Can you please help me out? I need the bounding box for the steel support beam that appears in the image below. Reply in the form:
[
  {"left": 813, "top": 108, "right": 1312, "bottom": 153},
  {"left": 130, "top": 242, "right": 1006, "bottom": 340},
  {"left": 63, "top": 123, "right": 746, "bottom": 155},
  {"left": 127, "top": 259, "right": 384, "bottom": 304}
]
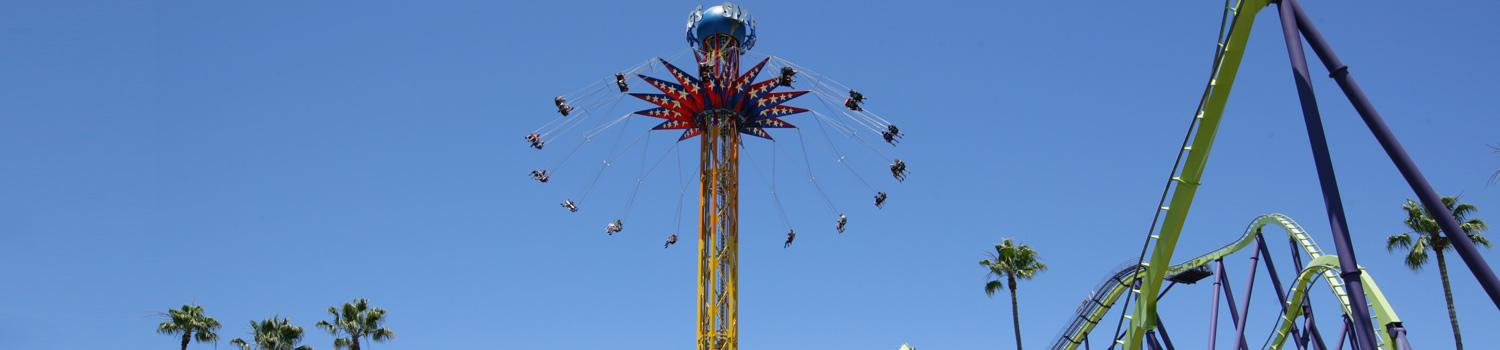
[
  {"left": 1257, "top": 234, "right": 1306, "bottom": 349},
  {"left": 1275, "top": 1, "right": 1378, "bottom": 348},
  {"left": 1208, "top": 259, "right": 1225, "bottom": 350},
  {"left": 1303, "top": 303, "right": 1330, "bottom": 350},
  {"left": 1146, "top": 331, "right": 1164, "bottom": 350},
  {"left": 1386, "top": 323, "right": 1411, "bottom": 350},
  {"left": 1231, "top": 242, "right": 1261, "bottom": 350},
  {"left": 1289, "top": 0, "right": 1500, "bottom": 311},
  {"left": 1154, "top": 313, "right": 1176, "bottom": 350},
  {"left": 1218, "top": 260, "right": 1250, "bottom": 350},
  {"left": 1333, "top": 317, "right": 1350, "bottom": 350}
]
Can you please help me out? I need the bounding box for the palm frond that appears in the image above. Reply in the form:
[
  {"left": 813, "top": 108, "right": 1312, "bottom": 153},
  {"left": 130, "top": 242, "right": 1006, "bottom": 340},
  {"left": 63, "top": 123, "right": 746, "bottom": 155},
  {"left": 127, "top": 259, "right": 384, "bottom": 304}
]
[
  {"left": 1404, "top": 236, "right": 1430, "bottom": 270},
  {"left": 984, "top": 280, "right": 1004, "bottom": 297},
  {"left": 1387, "top": 233, "right": 1413, "bottom": 252},
  {"left": 1490, "top": 144, "right": 1500, "bottom": 184},
  {"left": 158, "top": 322, "right": 183, "bottom": 335},
  {"left": 371, "top": 327, "right": 395, "bottom": 342},
  {"left": 194, "top": 329, "right": 219, "bottom": 343},
  {"left": 1462, "top": 218, "right": 1488, "bottom": 234},
  {"left": 315, "top": 320, "right": 337, "bottom": 335},
  {"left": 1471, "top": 233, "right": 1492, "bottom": 248},
  {"left": 1401, "top": 199, "right": 1429, "bottom": 234},
  {"left": 1452, "top": 202, "right": 1478, "bottom": 221}
]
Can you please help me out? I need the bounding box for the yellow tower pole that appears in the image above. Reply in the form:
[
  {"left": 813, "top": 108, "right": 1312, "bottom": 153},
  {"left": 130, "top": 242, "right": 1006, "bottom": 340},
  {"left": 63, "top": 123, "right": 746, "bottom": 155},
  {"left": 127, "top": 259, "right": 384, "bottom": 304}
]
[{"left": 698, "top": 108, "right": 740, "bottom": 350}]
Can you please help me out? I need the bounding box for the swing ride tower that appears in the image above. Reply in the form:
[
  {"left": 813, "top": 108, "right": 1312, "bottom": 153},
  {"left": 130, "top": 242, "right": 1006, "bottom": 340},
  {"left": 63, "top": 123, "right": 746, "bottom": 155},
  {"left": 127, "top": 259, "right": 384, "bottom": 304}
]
[
  {"left": 531, "top": 3, "right": 900, "bottom": 347},
  {"left": 697, "top": 106, "right": 741, "bottom": 350},
  {"left": 639, "top": 4, "right": 806, "bottom": 349}
]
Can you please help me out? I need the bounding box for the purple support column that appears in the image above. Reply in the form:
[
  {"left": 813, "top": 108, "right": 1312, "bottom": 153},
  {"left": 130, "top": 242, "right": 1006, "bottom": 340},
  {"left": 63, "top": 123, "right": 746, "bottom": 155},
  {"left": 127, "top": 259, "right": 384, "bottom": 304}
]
[
  {"left": 1217, "top": 261, "right": 1250, "bottom": 350},
  {"left": 1387, "top": 323, "right": 1411, "bottom": 350},
  {"left": 1288, "top": 239, "right": 1330, "bottom": 350},
  {"left": 1208, "top": 260, "right": 1224, "bottom": 350},
  {"left": 1231, "top": 242, "right": 1261, "bottom": 350},
  {"left": 1343, "top": 316, "right": 1361, "bottom": 350},
  {"left": 1303, "top": 303, "right": 1329, "bottom": 350},
  {"left": 1276, "top": 1, "right": 1380, "bottom": 348},
  {"left": 1289, "top": 0, "right": 1500, "bottom": 310},
  {"left": 1154, "top": 313, "right": 1176, "bottom": 350},
  {"left": 1146, "top": 331, "right": 1164, "bottom": 350},
  {"left": 1290, "top": 238, "right": 1305, "bottom": 271},
  {"left": 1332, "top": 317, "right": 1349, "bottom": 350},
  {"left": 1300, "top": 316, "right": 1313, "bottom": 349},
  {"left": 1256, "top": 234, "right": 1307, "bottom": 350}
]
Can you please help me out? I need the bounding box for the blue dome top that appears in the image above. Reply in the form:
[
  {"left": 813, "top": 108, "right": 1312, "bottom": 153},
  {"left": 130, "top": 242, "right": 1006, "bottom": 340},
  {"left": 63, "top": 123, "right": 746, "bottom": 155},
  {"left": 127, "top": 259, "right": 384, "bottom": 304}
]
[{"left": 685, "top": 3, "right": 756, "bottom": 51}]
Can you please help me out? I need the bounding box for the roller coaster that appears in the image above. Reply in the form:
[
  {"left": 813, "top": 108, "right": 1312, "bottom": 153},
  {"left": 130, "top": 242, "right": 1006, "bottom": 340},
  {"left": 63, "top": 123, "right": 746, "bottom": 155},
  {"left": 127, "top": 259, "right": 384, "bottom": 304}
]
[
  {"left": 1051, "top": 0, "right": 1500, "bottom": 349},
  {"left": 1052, "top": 214, "right": 1403, "bottom": 349}
]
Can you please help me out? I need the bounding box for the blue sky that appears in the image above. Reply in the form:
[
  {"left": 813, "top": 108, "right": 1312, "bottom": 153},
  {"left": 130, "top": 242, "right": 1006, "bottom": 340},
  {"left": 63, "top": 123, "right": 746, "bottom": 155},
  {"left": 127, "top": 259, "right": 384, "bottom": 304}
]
[{"left": 3, "top": 0, "right": 1498, "bottom": 349}]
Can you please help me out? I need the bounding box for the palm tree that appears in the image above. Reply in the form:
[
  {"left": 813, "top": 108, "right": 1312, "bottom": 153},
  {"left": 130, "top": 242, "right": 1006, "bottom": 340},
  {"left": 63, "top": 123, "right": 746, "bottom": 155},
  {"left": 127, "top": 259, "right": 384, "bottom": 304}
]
[
  {"left": 1387, "top": 196, "right": 1490, "bottom": 350},
  {"left": 157, "top": 304, "right": 222, "bottom": 350},
  {"left": 316, "top": 299, "right": 395, "bottom": 350},
  {"left": 230, "top": 316, "right": 314, "bottom": 350},
  {"left": 980, "top": 238, "right": 1047, "bottom": 350}
]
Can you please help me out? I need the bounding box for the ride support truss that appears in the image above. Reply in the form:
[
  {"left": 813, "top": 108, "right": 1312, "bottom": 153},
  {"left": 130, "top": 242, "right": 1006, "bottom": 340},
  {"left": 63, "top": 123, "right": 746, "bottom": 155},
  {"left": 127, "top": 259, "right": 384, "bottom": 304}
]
[
  {"left": 698, "top": 109, "right": 741, "bottom": 350},
  {"left": 1114, "top": 0, "right": 1500, "bottom": 349},
  {"left": 1052, "top": 214, "right": 1405, "bottom": 350}
]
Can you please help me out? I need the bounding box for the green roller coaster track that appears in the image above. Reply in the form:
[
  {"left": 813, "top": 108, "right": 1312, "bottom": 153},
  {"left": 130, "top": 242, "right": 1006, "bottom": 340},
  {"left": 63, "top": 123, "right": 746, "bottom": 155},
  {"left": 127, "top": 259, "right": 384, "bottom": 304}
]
[
  {"left": 1064, "top": 0, "right": 1406, "bottom": 348},
  {"left": 1051, "top": 214, "right": 1402, "bottom": 350},
  {"left": 1123, "top": 0, "right": 1266, "bottom": 346}
]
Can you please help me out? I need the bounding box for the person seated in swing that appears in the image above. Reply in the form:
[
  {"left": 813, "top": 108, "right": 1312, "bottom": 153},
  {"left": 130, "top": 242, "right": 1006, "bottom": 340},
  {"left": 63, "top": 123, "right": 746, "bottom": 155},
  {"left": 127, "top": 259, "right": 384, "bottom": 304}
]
[
  {"left": 606, "top": 219, "right": 623, "bottom": 235},
  {"left": 777, "top": 66, "right": 797, "bottom": 87},
  {"left": 844, "top": 97, "right": 863, "bottom": 111},
  {"left": 784, "top": 229, "right": 796, "bottom": 248},
  {"left": 530, "top": 169, "right": 549, "bottom": 183},
  {"left": 849, "top": 89, "right": 865, "bottom": 104},
  {"left": 874, "top": 192, "right": 887, "bottom": 208},
  {"left": 890, "top": 159, "right": 908, "bottom": 181},
  {"left": 698, "top": 61, "right": 713, "bottom": 78},
  {"left": 883, "top": 124, "right": 902, "bottom": 145},
  {"left": 554, "top": 96, "right": 573, "bottom": 116},
  {"left": 525, "top": 133, "right": 545, "bottom": 149},
  {"left": 615, "top": 73, "right": 629, "bottom": 92},
  {"left": 836, "top": 214, "right": 847, "bottom": 234},
  {"left": 561, "top": 199, "right": 578, "bottom": 212},
  {"left": 664, "top": 234, "right": 678, "bottom": 248}
]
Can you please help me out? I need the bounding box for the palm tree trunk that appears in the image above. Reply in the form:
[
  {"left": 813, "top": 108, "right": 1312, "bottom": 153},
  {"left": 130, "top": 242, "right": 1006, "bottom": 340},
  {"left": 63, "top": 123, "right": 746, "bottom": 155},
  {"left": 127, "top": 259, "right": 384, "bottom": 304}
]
[
  {"left": 352, "top": 337, "right": 361, "bottom": 350},
  {"left": 1008, "top": 274, "right": 1023, "bottom": 350},
  {"left": 1435, "top": 250, "right": 1464, "bottom": 350},
  {"left": 181, "top": 331, "right": 191, "bottom": 350}
]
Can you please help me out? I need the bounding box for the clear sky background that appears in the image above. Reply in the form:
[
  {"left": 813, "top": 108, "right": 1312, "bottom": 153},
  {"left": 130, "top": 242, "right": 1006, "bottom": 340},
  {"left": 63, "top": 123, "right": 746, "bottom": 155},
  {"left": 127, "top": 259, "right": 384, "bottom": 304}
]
[{"left": 3, "top": 1, "right": 1498, "bottom": 349}]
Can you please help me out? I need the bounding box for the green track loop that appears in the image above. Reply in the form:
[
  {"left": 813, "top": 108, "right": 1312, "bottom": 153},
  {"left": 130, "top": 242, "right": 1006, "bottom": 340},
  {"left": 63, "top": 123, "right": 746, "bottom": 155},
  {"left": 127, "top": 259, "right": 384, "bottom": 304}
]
[{"left": 1051, "top": 214, "right": 1402, "bottom": 350}]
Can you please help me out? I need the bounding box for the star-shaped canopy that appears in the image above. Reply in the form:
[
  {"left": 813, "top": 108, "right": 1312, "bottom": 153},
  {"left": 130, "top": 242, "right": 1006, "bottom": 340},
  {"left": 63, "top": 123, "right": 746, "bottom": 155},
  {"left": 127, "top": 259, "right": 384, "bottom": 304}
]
[{"left": 630, "top": 56, "right": 807, "bottom": 140}]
